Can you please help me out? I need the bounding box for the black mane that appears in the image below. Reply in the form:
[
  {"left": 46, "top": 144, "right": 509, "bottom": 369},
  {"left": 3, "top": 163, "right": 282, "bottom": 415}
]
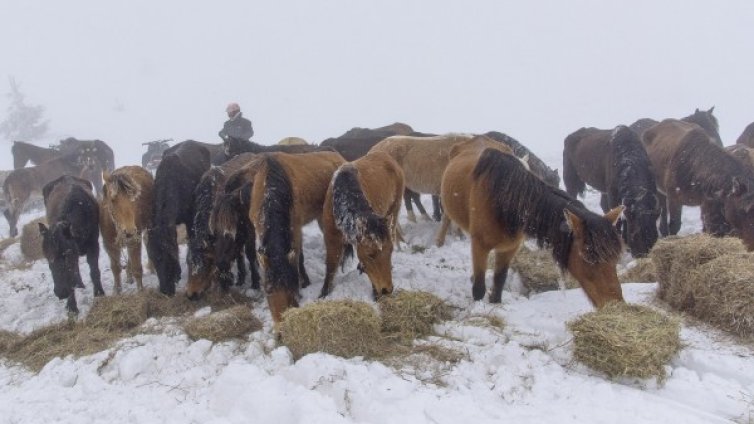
[
  {"left": 332, "top": 166, "right": 389, "bottom": 244},
  {"left": 484, "top": 131, "right": 560, "bottom": 187},
  {"left": 609, "top": 126, "right": 657, "bottom": 205},
  {"left": 473, "top": 149, "right": 622, "bottom": 269}
]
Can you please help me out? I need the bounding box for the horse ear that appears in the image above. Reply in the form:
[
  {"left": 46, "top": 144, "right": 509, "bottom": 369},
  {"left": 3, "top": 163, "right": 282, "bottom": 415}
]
[
  {"left": 563, "top": 209, "right": 584, "bottom": 239},
  {"left": 604, "top": 205, "right": 625, "bottom": 225},
  {"left": 38, "top": 223, "right": 49, "bottom": 236},
  {"left": 695, "top": 108, "right": 700, "bottom": 113},
  {"left": 709, "top": 106, "right": 715, "bottom": 114},
  {"left": 102, "top": 170, "right": 111, "bottom": 183}
]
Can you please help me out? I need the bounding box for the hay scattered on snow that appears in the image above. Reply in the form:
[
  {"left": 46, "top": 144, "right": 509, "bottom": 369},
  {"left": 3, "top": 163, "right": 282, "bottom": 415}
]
[
  {"left": 619, "top": 258, "right": 657, "bottom": 283},
  {"left": 568, "top": 302, "right": 681, "bottom": 382},
  {"left": 279, "top": 300, "right": 382, "bottom": 360},
  {"left": 508, "top": 245, "right": 579, "bottom": 292},
  {"left": 379, "top": 290, "right": 452, "bottom": 342},
  {"left": 20, "top": 216, "right": 46, "bottom": 261},
  {"left": 184, "top": 305, "right": 262, "bottom": 342},
  {"left": 678, "top": 252, "right": 754, "bottom": 337}
]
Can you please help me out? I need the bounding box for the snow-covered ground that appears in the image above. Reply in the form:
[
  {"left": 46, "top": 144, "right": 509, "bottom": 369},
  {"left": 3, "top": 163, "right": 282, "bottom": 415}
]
[{"left": 0, "top": 173, "right": 752, "bottom": 424}]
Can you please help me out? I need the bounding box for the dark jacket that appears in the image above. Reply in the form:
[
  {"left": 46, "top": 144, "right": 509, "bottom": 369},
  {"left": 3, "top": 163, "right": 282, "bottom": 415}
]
[{"left": 219, "top": 113, "right": 254, "bottom": 141}]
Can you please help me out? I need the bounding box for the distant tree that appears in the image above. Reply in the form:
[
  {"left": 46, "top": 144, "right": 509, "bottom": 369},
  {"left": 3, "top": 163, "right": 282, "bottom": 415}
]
[{"left": 0, "top": 76, "right": 49, "bottom": 142}]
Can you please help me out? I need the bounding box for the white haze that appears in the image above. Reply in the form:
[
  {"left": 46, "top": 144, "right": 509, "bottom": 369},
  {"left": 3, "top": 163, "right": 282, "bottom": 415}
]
[{"left": 1, "top": 1, "right": 753, "bottom": 170}]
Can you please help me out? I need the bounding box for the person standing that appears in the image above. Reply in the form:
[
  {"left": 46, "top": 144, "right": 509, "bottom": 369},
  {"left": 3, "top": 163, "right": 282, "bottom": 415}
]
[{"left": 218, "top": 102, "right": 254, "bottom": 141}]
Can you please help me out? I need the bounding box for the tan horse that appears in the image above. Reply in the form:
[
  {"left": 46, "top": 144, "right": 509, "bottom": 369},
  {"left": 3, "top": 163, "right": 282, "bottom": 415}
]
[
  {"left": 100, "top": 166, "right": 154, "bottom": 293},
  {"left": 320, "top": 151, "right": 405, "bottom": 299},
  {"left": 277, "top": 137, "right": 308, "bottom": 146},
  {"left": 249, "top": 151, "right": 346, "bottom": 323},
  {"left": 440, "top": 146, "right": 624, "bottom": 307}
]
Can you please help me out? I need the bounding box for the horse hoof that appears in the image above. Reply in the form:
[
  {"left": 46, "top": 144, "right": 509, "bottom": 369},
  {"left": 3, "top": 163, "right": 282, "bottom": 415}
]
[{"left": 472, "top": 286, "right": 486, "bottom": 301}]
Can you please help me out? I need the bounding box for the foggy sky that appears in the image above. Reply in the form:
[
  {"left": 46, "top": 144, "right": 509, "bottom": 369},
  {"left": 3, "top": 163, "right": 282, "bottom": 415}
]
[{"left": 1, "top": 0, "right": 753, "bottom": 170}]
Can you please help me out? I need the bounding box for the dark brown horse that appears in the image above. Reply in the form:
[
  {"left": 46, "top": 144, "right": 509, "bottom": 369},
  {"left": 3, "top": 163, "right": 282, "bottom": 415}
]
[
  {"left": 39, "top": 175, "right": 104, "bottom": 313},
  {"left": 223, "top": 136, "right": 324, "bottom": 159},
  {"left": 633, "top": 107, "right": 721, "bottom": 146},
  {"left": 320, "top": 151, "right": 405, "bottom": 299},
  {"left": 141, "top": 139, "right": 172, "bottom": 172},
  {"left": 100, "top": 166, "right": 154, "bottom": 293},
  {"left": 563, "top": 125, "right": 660, "bottom": 257},
  {"left": 11, "top": 141, "right": 60, "bottom": 169},
  {"left": 3, "top": 148, "right": 98, "bottom": 238},
  {"left": 441, "top": 146, "right": 624, "bottom": 307},
  {"left": 736, "top": 121, "right": 754, "bottom": 148},
  {"left": 642, "top": 119, "right": 754, "bottom": 248},
  {"left": 146, "top": 140, "right": 211, "bottom": 295},
  {"left": 249, "top": 151, "right": 346, "bottom": 323}
]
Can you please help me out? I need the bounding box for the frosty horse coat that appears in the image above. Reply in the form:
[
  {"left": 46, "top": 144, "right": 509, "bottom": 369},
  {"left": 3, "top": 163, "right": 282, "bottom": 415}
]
[
  {"left": 440, "top": 146, "right": 625, "bottom": 307},
  {"left": 320, "top": 151, "right": 405, "bottom": 299},
  {"left": 320, "top": 123, "right": 436, "bottom": 222},
  {"left": 185, "top": 153, "right": 260, "bottom": 300},
  {"left": 563, "top": 125, "right": 660, "bottom": 257},
  {"left": 3, "top": 148, "right": 98, "bottom": 238},
  {"left": 100, "top": 166, "right": 154, "bottom": 293},
  {"left": 39, "top": 175, "right": 104, "bottom": 313},
  {"left": 146, "top": 140, "right": 211, "bottom": 296},
  {"left": 643, "top": 120, "right": 754, "bottom": 249},
  {"left": 249, "top": 151, "right": 346, "bottom": 323}
]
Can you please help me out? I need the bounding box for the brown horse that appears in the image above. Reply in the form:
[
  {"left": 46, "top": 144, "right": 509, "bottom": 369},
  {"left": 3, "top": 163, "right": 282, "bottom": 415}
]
[
  {"left": 642, "top": 119, "right": 754, "bottom": 248},
  {"left": 736, "top": 121, "right": 754, "bottom": 148},
  {"left": 3, "top": 149, "right": 98, "bottom": 238},
  {"left": 563, "top": 125, "right": 660, "bottom": 257},
  {"left": 440, "top": 146, "right": 624, "bottom": 307},
  {"left": 100, "top": 166, "right": 154, "bottom": 293},
  {"left": 11, "top": 141, "right": 61, "bottom": 169},
  {"left": 249, "top": 151, "right": 345, "bottom": 323},
  {"left": 320, "top": 151, "right": 404, "bottom": 299}
]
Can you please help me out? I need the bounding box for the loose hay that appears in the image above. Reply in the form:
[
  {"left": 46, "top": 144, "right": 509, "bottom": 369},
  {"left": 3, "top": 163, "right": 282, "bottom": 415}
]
[
  {"left": 679, "top": 253, "right": 754, "bottom": 336},
  {"left": 619, "top": 258, "right": 657, "bottom": 283},
  {"left": 86, "top": 293, "right": 150, "bottom": 332},
  {"left": 279, "top": 300, "right": 382, "bottom": 360},
  {"left": 20, "top": 217, "right": 46, "bottom": 261},
  {"left": 379, "top": 290, "right": 452, "bottom": 342},
  {"left": 184, "top": 305, "right": 262, "bottom": 342},
  {"left": 568, "top": 302, "right": 681, "bottom": 381},
  {"left": 509, "top": 245, "right": 579, "bottom": 292}
]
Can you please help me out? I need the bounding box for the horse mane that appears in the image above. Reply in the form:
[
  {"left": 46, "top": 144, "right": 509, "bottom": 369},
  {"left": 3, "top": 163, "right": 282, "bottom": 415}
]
[
  {"left": 473, "top": 149, "right": 622, "bottom": 269},
  {"left": 609, "top": 126, "right": 656, "bottom": 202},
  {"left": 484, "top": 131, "right": 560, "bottom": 187},
  {"left": 259, "top": 156, "right": 298, "bottom": 292},
  {"left": 106, "top": 172, "right": 140, "bottom": 199},
  {"left": 682, "top": 108, "right": 720, "bottom": 143},
  {"left": 673, "top": 129, "right": 754, "bottom": 198},
  {"left": 331, "top": 165, "right": 389, "bottom": 244}
]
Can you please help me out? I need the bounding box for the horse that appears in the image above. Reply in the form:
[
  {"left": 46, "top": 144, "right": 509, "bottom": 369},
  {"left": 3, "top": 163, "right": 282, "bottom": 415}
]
[
  {"left": 642, "top": 119, "right": 754, "bottom": 248},
  {"left": 3, "top": 148, "right": 98, "bottom": 238},
  {"left": 58, "top": 138, "right": 116, "bottom": 172},
  {"left": 483, "top": 131, "right": 560, "bottom": 187},
  {"left": 736, "top": 121, "right": 754, "bottom": 148},
  {"left": 563, "top": 125, "right": 660, "bottom": 257},
  {"left": 633, "top": 108, "right": 721, "bottom": 146},
  {"left": 100, "top": 166, "right": 154, "bottom": 293},
  {"left": 320, "top": 151, "right": 404, "bottom": 299},
  {"left": 277, "top": 137, "right": 308, "bottom": 146},
  {"left": 223, "top": 136, "right": 324, "bottom": 159},
  {"left": 249, "top": 151, "right": 346, "bottom": 323},
  {"left": 320, "top": 124, "right": 435, "bottom": 222},
  {"left": 38, "top": 175, "right": 104, "bottom": 313},
  {"left": 440, "top": 146, "right": 625, "bottom": 306},
  {"left": 141, "top": 139, "right": 172, "bottom": 172},
  {"left": 11, "top": 141, "right": 60, "bottom": 169},
  {"left": 726, "top": 144, "right": 754, "bottom": 169},
  {"left": 146, "top": 140, "right": 211, "bottom": 296},
  {"left": 185, "top": 153, "right": 260, "bottom": 300}
]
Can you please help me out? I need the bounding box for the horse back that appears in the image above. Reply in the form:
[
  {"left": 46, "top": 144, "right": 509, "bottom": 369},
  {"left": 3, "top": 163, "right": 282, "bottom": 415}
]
[
  {"left": 642, "top": 119, "right": 704, "bottom": 191},
  {"left": 736, "top": 122, "right": 754, "bottom": 148},
  {"left": 351, "top": 151, "right": 405, "bottom": 216},
  {"left": 278, "top": 151, "right": 347, "bottom": 224}
]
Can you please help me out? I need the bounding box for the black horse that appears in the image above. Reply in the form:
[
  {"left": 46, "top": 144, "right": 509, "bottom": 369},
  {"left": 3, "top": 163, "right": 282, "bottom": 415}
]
[
  {"left": 146, "top": 140, "right": 211, "bottom": 296},
  {"left": 563, "top": 125, "right": 660, "bottom": 257},
  {"left": 38, "top": 175, "right": 104, "bottom": 313},
  {"left": 141, "top": 139, "right": 172, "bottom": 172}
]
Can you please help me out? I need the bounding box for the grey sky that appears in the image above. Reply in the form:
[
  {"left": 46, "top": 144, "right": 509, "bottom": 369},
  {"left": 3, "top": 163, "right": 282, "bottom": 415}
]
[{"left": 1, "top": 0, "right": 752, "bottom": 169}]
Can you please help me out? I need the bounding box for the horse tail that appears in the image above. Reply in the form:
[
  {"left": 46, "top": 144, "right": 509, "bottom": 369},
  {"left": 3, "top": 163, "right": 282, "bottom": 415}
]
[
  {"left": 562, "top": 129, "right": 587, "bottom": 197},
  {"left": 332, "top": 165, "right": 389, "bottom": 248}
]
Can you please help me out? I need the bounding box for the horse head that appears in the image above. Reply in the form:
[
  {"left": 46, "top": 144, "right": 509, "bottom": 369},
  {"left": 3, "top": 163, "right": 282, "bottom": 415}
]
[
  {"left": 223, "top": 136, "right": 252, "bottom": 158},
  {"left": 622, "top": 187, "right": 660, "bottom": 257},
  {"left": 354, "top": 230, "right": 394, "bottom": 299},
  {"left": 102, "top": 171, "right": 142, "bottom": 242},
  {"left": 722, "top": 176, "right": 754, "bottom": 251},
  {"left": 39, "top": 221, "right": 83, "bottom": 301},
  {"left": 685, "top": 107, "right": 721, "bottom": 145}
]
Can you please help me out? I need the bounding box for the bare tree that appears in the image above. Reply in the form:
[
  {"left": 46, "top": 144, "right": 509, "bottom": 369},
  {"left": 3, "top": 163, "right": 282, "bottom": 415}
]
[{"left": 0, "top": 76, "right": 49, "bottom": 142}]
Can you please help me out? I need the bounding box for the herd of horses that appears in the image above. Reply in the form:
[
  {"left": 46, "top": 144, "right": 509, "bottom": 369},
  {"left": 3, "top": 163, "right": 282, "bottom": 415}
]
[{"left": 5, "top": 110, "right": 754, "bottom": 323}]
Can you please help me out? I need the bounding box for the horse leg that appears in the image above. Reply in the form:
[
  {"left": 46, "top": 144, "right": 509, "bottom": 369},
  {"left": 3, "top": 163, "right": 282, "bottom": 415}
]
[
  {"left": 657, "top": 193, "right": 669, "bottom": 237},
  {"left": 666, "top": 194, "right": 683, "bottom": 236},
  {"left": 411, "top": 191, "right": 433, "bottom": 222},
  {"left": 470, "top": 238, "right": 491, "bottom": 301},
  {"left": 102, "top": 236, "right": 123, "bottom": 293},
  {"left": 235, "top": 248, "right": 247, "bottom": 286},
  {"left": 66, "top": 290, "right": 79, "bottom": 315},
  {"left": 87, "top": 242, "right": 105, "bottom": 296},
  {"left": 432, "top": 195, "right": 442, "bottom": 222},
  {"left": 435, "top": 214, "right": 452, "bottom": 247},
  {"left": 403, "top": 190, "right": 417, "bottom": 223},
  {"left": 246, "top": 236, "right": 260, "bottom": 290},
  {"left": 127, "top": 241, "right": 144, "bottom": 291},
  {"left": 490, "top": 244, "right": 520, "bottom": 303},
  {"left": 298, "top": 249, "right": 311, "bottom": 289},
  {"left": 321, "top": 221, "right": 344, "bottom": 298}
]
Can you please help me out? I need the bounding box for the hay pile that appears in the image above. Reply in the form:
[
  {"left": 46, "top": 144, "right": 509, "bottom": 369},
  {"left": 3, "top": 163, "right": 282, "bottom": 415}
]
[
  {"left": 379, "top": 290, "right": 451, "bottom": 342},
  {"left": 184, "top": 305, "right": 262, "bottom": 342},
  {"left": 619, "top": 258, "right": 657, "bottom": 283},
  {"left": 20, "top": 217, "right": 46, "bottom": 261},
  {"left": 0, "top": 289, "right": 257, "bottom": 371},
  {"left": 568, "top": 302, "right": 681, "bottom": 381},
  {"left": 509, "top": 245, "right": 578, "bottom": 292},
  {"left": 279, "top": 300, "right": 382, "bottom": 360}
]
